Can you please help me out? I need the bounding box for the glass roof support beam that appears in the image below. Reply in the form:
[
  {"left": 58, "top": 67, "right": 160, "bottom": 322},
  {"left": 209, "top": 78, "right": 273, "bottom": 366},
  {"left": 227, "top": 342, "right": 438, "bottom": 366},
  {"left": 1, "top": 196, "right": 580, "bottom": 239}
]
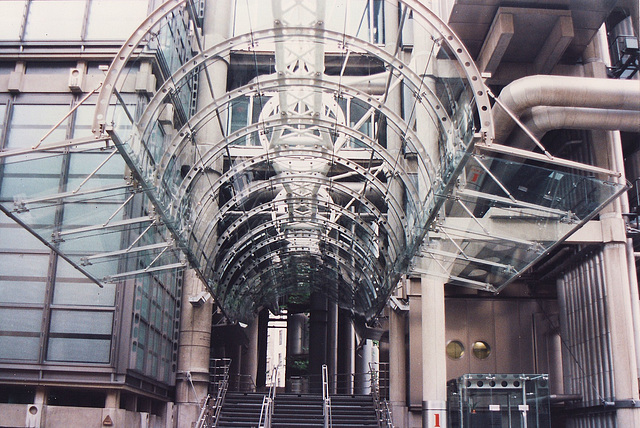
[
  {"left": 474, "top": 142, "right": 621, "bottom": 178},
  {"left": 71, "top": 148, "right": 119, "bottom": 194},
  {"left": 103, "top": 262, "right": 187, "bottom": 283},
  {"left": 486, "top": 87, "right": 552, "bottom": 158},
  {"left": 81, "top": 241, "right": 174, "bottom": 265},
  {"left": 456, "top": 188, "right": 574, "bottom": 220},
  {"left": 15, "top": 184, "right": 131, "bottom": 211},
  {"left": 437, "top": 222, "right": 539, "bottom": 249},
  {"left": 55, "top": 216, "right": 155, "bottom": 239},
  {"left": 0, "top": 135, "right": 112, "bottom": 159},
  {"left": 411, "top": 260, "right": 497, "bottom": 293},
  {"left": 34, "top": 82, "right": 103, "bottom": 150},
  {"left": 421, "top": 247, "right": 515, "bottom": 274}
]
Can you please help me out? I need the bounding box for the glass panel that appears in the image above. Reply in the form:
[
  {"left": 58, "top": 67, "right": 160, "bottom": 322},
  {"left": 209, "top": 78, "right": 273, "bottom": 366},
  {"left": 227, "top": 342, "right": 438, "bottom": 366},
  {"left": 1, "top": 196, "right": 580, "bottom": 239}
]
[
  {"left": 0, "top": 1, "right": 26, "bottom": 40},
  {"left": 0, "top": 281, "right": 46, "bottom": 305},
  {"left": 47, "top": 338, "right": 111, "bottom": 363},
  {"left": 0, "top": 336, "right": 40, "bottom": 360},
  {"left": 85, "top": 0, "right": 149, "bottom": 41},
  {"left": 0, "top": 254, "right": 49, "bottom": 277},
  {"left": 23, "top": 0, "right": 86, "bottom": 41},
  {"left": 0, "top": 308, "right": 43, "bottom": 332},
  {"left": 0, "top": 215, "right": 47, "bottom": 251},
  {"left": 53, "top": 259, "right": 116, "bottom": 306},
  {"left": 1, "top": 104, "right": 68, "bottom": 199},
  {"left": 49, "top": 310, "right": 113, "bottom": 335},
  {"left": 422, "top": 155, "right": 627, "bottom": 292}
]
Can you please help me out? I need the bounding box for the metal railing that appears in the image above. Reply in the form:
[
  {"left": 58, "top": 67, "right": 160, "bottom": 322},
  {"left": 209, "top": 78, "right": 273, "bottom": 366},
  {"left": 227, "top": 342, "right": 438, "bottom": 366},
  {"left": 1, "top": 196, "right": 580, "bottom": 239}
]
[
  {"left": 287, "top": 372, "right": 374, "bottom": 394},
  {"left": 322, "top": 364, "right": 332, "bottom": 428},
  {"left": 229, "top": 373, "right": 257, "bottom": 392},
  {"left": 369, "top": 363, "right": 394, "bottom": 428},
  {"left": 259, "top": 365, "right": 280, "bottom": 428},
  {"left": 197, "top": 359, "right": 231, "bottom": 428}
]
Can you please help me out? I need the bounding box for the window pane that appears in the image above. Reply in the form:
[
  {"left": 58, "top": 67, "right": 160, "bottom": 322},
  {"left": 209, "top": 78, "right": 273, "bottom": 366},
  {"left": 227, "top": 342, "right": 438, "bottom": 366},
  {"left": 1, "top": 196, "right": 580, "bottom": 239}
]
[
  {"left": 49, "top": 310, "right": 113, "bottom": 335},
  {"left": 85, "top": 0, "right": 149, "bottom": 40},
  {"left": 0, "top": 1, "right": 26, "bottom": 41},
  {"left": 0, "top": 281, "right": 46, "bottom": 305},
  {"left": 47, "top": 337, "right": 110, "bottom": 363},
  {"left": 0, "top": 254, "right": 49, "bottom": 277},
  {"left": 1, "top": 104, "right": 69, "bottom": 199},
  {"left": 24, "top": 1, "right": 86, "bottom": 41},
  {"left": 0, "top": 308, "right": 43, "bottom": 333},
  {"left": 52, "top": 281, "right": 115, "bottom": 307},
  {"left": 0, "top": 215, "right": 48, "bottom": 251},
  {"left": 0, "top": 336, "right": 40, "bottom": 360}
]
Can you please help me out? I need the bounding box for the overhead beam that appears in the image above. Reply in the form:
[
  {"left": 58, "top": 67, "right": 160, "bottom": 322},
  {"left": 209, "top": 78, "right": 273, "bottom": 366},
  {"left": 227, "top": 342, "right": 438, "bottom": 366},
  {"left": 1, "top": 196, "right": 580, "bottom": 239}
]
[
  {"left": 436, "top": 217, "right": 603, "bottom": 244},
  {"left": 535, "top": 15, "right": 574, "bottom": 74},
  {"left": 477, "top": 11, "right": 514, "bottom": 75}
]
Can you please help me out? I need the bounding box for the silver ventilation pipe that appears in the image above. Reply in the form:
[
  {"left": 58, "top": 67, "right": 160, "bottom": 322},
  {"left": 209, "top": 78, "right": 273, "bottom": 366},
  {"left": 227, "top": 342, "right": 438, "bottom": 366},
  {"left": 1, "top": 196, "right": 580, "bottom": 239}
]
[
  {"left": 510, "top": 106, "right": 640, "bottom": 149},
  {"left": 492, "top": 75, "right": 640, "bottom": 145}
]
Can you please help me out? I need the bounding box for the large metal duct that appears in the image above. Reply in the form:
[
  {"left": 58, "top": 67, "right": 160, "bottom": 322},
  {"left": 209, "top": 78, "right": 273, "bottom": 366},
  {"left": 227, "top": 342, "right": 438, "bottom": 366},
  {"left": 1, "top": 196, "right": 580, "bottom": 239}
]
[
  {"left": 510, "top": 106, "right": 640, "bottom": 148},
  {"left": 492, "top": 75, "right": 640, "bottom": 145}
]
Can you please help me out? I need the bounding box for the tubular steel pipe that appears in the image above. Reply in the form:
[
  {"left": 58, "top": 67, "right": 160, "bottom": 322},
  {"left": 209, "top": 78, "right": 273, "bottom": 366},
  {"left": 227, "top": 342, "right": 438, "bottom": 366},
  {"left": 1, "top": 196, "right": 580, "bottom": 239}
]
[
  {"left": 492, "top": 75, "right": 640, "bottom": 144},
  {"left": 510, "top": 107, "right": 640, "bottom": 149}
]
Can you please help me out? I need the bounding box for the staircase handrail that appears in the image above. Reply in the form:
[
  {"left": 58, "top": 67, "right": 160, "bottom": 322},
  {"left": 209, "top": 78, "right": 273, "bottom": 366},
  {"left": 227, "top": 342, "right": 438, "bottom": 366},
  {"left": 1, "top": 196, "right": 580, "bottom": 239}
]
[
  {"left": 322, "top": 364, "right": 332, "bottom": 428},
  {"left": 369, "top": 363, "right": 394, "bottom": 428},
  {"left": 259, "top": 364, "right": 280, "bottom": 428},
  {"left": 195, "top": 394, "right": 211, "bottom": 428},
  {"left": 196, "top": 358, "right": 230, "bottom": 428}
]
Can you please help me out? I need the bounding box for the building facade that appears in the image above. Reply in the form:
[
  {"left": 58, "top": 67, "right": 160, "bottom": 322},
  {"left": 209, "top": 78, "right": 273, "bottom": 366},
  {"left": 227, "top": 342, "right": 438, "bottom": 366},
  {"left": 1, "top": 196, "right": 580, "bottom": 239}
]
[{"left": 0, "top": 1, "right": 638, "bottom": 428}]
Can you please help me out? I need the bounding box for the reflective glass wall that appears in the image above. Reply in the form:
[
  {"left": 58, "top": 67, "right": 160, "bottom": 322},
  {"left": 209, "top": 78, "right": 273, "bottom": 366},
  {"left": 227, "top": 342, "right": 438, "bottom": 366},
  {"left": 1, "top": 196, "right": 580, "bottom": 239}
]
[{"left": 0, "top": 0, "right": 189, "bottom": 392}]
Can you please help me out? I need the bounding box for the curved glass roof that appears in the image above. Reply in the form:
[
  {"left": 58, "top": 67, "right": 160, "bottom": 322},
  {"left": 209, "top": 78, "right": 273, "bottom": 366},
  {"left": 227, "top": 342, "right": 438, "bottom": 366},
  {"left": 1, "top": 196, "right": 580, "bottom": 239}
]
[{"left": 0, "top": 0, "right": 627, "bottom": 322}]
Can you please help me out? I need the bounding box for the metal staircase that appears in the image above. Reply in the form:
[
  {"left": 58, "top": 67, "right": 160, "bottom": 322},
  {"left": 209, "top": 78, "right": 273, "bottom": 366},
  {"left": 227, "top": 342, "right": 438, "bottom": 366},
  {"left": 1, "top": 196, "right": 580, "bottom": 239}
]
[
  {"left": 269, "top": 393, "right": 378, "bottom": 427},
  {"left": 216, "top": 392, "right": 265, "bottom": 428},
  {"left": 272, "top": 393, "right": 325, "bottom": 427}
]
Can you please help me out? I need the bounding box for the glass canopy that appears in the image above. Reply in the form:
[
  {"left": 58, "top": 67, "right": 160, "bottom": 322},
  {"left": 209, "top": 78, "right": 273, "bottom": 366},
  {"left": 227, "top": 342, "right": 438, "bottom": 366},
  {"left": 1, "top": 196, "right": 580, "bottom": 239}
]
[{"left": 0, "top": 0, "right": 627, "bottom": 322}]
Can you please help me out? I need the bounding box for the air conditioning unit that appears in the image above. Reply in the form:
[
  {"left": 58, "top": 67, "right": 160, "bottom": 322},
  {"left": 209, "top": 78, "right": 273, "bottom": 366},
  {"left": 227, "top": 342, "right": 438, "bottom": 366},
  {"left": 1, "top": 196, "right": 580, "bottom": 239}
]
[{"left": 68, "top": 67, "right": 83, "bottom": 92}]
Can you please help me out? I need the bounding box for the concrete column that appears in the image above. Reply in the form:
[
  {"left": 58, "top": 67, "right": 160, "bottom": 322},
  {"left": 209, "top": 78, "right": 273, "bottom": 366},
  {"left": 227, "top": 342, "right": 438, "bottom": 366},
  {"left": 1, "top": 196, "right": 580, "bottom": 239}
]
[
  {"left": 241, "top": 317, "right": 260, "bottom": 390},
  {"left": 584, "top": 28, "right": 640, "bottom": 425},
  {"left": 421, "top": 274, "right": 447, "bottom": 428},
  {"left": 175, "top": 269, "right": 214, "bottom": 428},
  {"left": 256, "top": 309, "right": 269, "bottom": 390},
  {"left": 309, "top": 292, "right": 328, "bottom": 393},
  {"left": 101, "top": 391, "right": 120, "bottom": 428},
  {"left": 355, "top": 339, "right": 374, "bottom": 395},
  {"left": 327, "top": 299, "right": 339, "bottom": 394},
  {"left": 338, "top": 310, "right": 356, "bottom": 394},
  {"left": 389, "top": 307, "right": 408, "bottom": 427},
  {"left": 406, "top": 278, "right": 423, "bottom": 427},
  {"left": 602, "top": 239, "right": 640, "bottom": 426}
]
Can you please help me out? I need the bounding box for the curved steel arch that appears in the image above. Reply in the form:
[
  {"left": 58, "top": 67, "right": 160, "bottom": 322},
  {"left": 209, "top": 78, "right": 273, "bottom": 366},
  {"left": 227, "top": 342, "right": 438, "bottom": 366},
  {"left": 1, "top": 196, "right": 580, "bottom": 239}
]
[
  {"left": 92, "top": 0, "right": 495, "bottom": 322},
  {"left": 208, "top": 202, "right": 390, "bottom": 283},
  {"left": 167, "top": 113, "right": 428, "bottom": 215},
  {"left": 213, "top": 229, "right": 385, "bottom": 289},
  {"left": 196, "top": 176, "right": 404, "bottom": 265},
  {"left": 197, "top": 193, "right": 396, "bottom": 272},
  {"left": 153, "top": 76, "right": 442, "bottom": 195},
  {"left": 218, "top": 239, "right": 383, "bottom": 303},
  {"left": 184, "top": 149, "right": 408, "bottom": 248},
  {"left": 136, "top": 27, "right": 458, "bottom": 142},
  {"left": 93, "top": 0, "right": 493, "bottom": 139}
]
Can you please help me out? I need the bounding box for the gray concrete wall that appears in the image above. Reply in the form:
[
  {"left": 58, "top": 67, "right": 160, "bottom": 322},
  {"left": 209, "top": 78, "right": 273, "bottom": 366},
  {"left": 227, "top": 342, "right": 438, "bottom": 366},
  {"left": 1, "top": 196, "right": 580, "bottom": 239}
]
[{"left": 0, "top": 403, "right": 168, "bottom": 428}]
